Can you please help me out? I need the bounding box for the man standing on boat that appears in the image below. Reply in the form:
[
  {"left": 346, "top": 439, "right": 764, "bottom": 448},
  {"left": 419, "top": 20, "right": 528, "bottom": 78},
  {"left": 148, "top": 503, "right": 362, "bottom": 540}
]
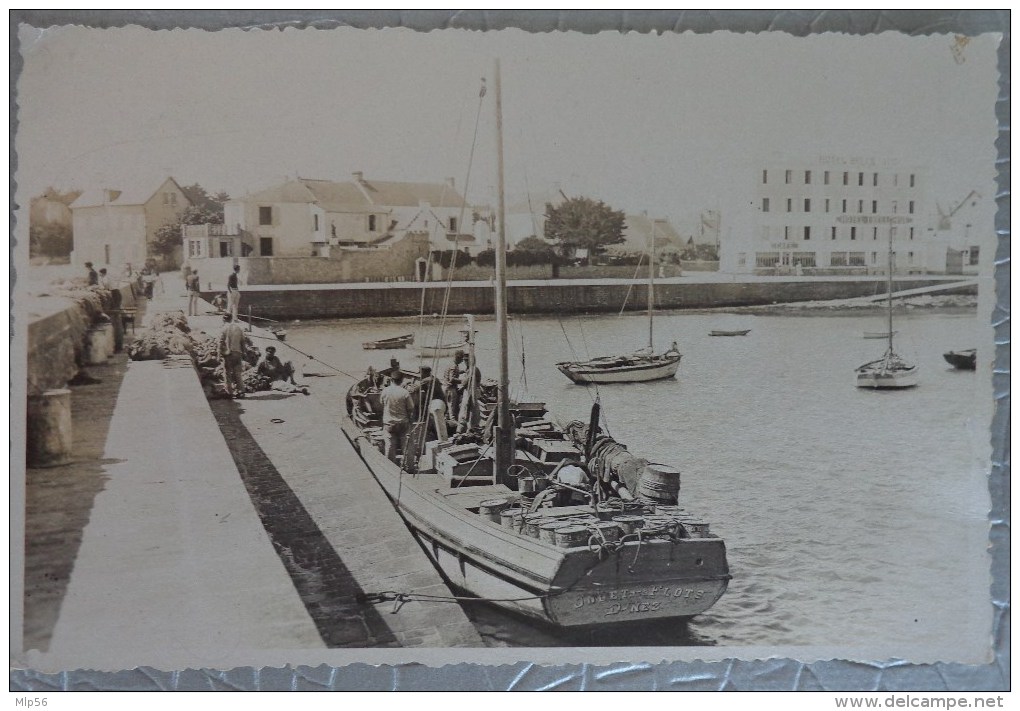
[
  {"left": 443, "top": 350, "right": 467, "bottom": 423},
  {"left": 409, "top": 365, "right": 447, "bottom": 441},
  {"left": 227, "top": 264, "right": 242, "bottom": 320},
  {"left": 380, "top": 370, "right": 415, "bottom": 465}
]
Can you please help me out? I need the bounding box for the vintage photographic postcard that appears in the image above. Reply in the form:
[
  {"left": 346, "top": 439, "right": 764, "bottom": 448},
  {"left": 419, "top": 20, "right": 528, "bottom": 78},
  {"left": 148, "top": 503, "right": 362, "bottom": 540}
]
[{"left": 10, "top": 12, "right": 1007, "bottom": 687}]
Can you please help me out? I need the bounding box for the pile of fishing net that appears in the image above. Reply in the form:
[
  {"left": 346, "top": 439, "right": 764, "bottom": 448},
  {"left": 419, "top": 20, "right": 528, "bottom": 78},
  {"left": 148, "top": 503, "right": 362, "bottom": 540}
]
[
  {"left": 128, "top": 310, "right": 196, "bottom": 361},
  {"left": 193, "top": 334, "right": 268, "bottom": 398}
]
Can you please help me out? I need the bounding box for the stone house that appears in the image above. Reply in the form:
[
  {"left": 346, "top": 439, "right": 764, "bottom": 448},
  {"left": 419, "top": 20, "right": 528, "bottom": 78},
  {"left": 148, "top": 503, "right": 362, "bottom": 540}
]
[
  {"left": 222, "top": 173, "right": 474, "bottom": 258},
  {"left": 70, "top": 177, "right": 192, "bottom": 269}
]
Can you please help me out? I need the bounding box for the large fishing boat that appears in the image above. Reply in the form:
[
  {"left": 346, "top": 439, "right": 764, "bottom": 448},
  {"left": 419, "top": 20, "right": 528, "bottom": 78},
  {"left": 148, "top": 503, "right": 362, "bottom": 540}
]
[{"left": 341, "top": 62, "right": 729, "bottom": 628}]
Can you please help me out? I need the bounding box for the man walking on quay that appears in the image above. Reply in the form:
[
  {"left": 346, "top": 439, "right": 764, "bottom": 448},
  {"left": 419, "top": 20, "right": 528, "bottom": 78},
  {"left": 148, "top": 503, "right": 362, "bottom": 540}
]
[
  {"left": 219, "top": 313, "right": 247, "bottom": 399},
  {"left": 381, "top": 370, "right": 415, "bottom": 465},
  {"left": 227, "top": 264, "right": 242, "bottom": 320},
  {"left": 186, "top": 269, "right": 201, "bottom": 316},
  {"left": 85, "top": 262, "right": 98, "bottom": 286}
]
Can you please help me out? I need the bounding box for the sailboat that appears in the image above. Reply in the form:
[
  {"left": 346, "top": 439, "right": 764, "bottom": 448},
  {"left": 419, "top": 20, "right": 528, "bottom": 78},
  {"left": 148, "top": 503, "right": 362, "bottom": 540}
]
[
  {"left": 855, "top": 227, "right": 918, "bottom": 389},
  {"left": 555, "top": 222, "right": 682, "bottom": 384},
  {"left": 340, "top": 61, "right": 729, "bottom": 628}
]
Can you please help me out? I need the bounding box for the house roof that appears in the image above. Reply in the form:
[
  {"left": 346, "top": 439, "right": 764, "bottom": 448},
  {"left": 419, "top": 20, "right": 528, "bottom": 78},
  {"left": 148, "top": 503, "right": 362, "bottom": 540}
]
[
  {"left": 605, "top": 214, "right": 684, "bottom": 254},
  {"left": 243, "top": 177, "right": 467, "bottom": 210},
  {"left": 70, "top": 177, "right": 190, "bottom": 209}
]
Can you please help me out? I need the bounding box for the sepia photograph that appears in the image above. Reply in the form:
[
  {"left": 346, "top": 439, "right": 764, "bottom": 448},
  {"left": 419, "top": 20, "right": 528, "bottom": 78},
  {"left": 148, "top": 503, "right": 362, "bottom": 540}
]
[{"left": 10, "top": 12, "right": 1007, "bottom": 690}]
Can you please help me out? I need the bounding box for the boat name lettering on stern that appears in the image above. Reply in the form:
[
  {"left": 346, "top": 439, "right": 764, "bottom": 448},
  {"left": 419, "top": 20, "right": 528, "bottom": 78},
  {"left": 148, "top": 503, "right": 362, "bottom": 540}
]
[{"left": 571, "top": 585, "right": 706, "bottom": 613}]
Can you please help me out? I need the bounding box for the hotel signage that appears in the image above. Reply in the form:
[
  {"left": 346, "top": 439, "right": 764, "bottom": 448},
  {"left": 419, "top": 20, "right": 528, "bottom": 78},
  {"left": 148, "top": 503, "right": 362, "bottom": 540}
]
[{"left": 836, "top": 215, "right": 913, "bottom": 225}]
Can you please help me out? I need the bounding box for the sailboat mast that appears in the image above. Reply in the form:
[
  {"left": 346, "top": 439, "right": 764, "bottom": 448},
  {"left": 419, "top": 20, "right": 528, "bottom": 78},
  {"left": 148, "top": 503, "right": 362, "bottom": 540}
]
[
  {"left": 493, "top": 59, "right": 514, "bottom": 478},
  {"left": 648, "top": 219, "right": 655, "bottom": 350},
  {"left": 887, "top": 224, "right": 894, "bottom": 352}
]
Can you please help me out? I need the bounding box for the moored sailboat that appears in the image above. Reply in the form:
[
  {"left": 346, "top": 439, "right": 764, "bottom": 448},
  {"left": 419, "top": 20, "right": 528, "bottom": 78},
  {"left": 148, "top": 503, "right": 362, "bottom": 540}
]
[
  {"left": 341, "top": 61, "right": 729, "bottom": 628},
  {"left": 856, "top": 227, "right": 917, "bottom": 389},
  {"left": 556, "top": 221, "right": 682, "bottom": 385}
]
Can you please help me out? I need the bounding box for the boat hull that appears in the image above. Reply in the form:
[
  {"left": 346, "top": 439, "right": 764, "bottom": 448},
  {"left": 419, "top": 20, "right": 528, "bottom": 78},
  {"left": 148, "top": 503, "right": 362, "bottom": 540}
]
[
  {"left": 943, "top": 350, "right": 977, "bottom": 370},
  {"left": 709, "top": 330, "right": 750, "bottom": 337},
  {"left": 856, "top": 366, "right": 919, "bottom": 389},
  {"left": 363, "top": 334, "right": 414, "bottom": 350},
  {"left": 556, "top": 354, "right": 681, "bottom": 384},
  {"left": 419, "top": 343, "right": 468, "bottom": 358},
  {"left": 340, "top": 412, "right": 729, "bottom": 627}
]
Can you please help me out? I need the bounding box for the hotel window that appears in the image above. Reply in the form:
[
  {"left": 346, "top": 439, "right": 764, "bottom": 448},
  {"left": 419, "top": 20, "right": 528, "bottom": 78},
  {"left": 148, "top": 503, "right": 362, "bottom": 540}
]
[
  {"left": 259, "top": 206, "right": 272, "bottom": 225},
  {"left": 260, "top": 237, "right": 274, "bottom": 256},
  {"left": 969, "top": 246, "right": 980, "bottom": 265},
  {"left": 871, "top": 252, "right": 878, "bottom": 264},
  {"left": 762, "top": 197, "right": 770, "bottom": 212},
  {"left": 908, "top": 201, "right": 915, "bottom": 214},
  {"left": 830, "top": 252, "right": 848, "bottom": 266},
  {"left": 804, "top": 198, "right": 811, "bottom": 212},
  {"left": 831, "top": 226, "right": 837, "bottom": 240},
  {"left": 794, "top": 251, "right": 817, "bottom": 267},
  {"left": 785, "top": 169, "right": 792, "bottom": 184},
  {"left": 803, "top": 226, "right": 811, "bottom": 240},
  {"left": 786, "top": 198, "right": 792, "bottom": 212},
  {"left": 858, "top": 199, "right": 864, "bottom": 213},
  {"left": 313, "top": 214, "right": 320, "bottom": 231},
  {"left": 850, "top": 226, "right": 857, "bottom": 241},
  {"left": 756, "top": 252, "right": 780, "bottom": 268},
  {"left": 368, "top": 214, "right": 377, "bottom": 231},
  {"left": 910, "top": 173, "right": 916, "bottom": 187},
  {"left": 843, "top": 171, "right": 849, "bottom": 185},
  {"left": 825, "top": 198, "right": 831, "bottom": 213},
  {"left": 872, "top": 200, "right": 878, "bottom": 214},
  {"left": 738, "top": 253, "right": 746, "bottom": 266},
  {"left": 784, "top": 226, "right": 790, "bottom": 240},
  {"left": 858, "top": 172, "right": 864, "bottom": 186},
  {"left": 909, "top": 227, "right": 915, "bottom": 240},
  {"left": 805, "top": 170, "right": 811, "bottom": 184},
  {"left": 891, "top": 200, "right": 898, "bottom": 214},
  {"left": 762, "top": 170, "right": 768, "bottom": 184},
  {"left": 842, "top": 199, "right": 847, "bottom": 213},
  {"left": 873, "top": 173, "right": 878, "bottom": 187},
  {"left": 449, "top": 216, "right": 458, "bottom": 233},
  {"left": 824, "top": 171, "right": 830, "bottom": 185},
  {"left": 908, "top": 251, "right": 914, "bottom": 264},
  {"left": 873, "top": 227, "right": 878, "bottom": 240},
  {"left": 849, "top": 252, "right": 866, "bottom": 266}
]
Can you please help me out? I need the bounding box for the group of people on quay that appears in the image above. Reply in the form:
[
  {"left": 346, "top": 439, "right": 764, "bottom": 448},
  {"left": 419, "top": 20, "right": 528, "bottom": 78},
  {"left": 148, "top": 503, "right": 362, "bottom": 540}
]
[{"left": 373, "top": 349, "right": 480, "bottom": 464}]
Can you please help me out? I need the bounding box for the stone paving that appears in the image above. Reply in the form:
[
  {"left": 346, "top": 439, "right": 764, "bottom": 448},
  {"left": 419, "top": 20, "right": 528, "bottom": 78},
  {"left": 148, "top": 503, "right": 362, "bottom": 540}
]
[{"left": 19, "top": 274, "right": 480, "bottom": 672}]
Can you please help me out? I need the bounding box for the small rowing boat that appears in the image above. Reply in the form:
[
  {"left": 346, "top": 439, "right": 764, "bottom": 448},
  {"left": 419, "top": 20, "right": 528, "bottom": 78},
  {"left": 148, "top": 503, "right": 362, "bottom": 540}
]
[
  {"left": 943, "top": 349, "right": 977, "bottom": 370},
  {"left": 709, "top": 329, "right": 751, "bottom": 337},
  {"left": 863, "top": 331, "right": 897, "bottom": 339},
  {"left": 363, "top": 334, "right": 414, "bottom": 350}
]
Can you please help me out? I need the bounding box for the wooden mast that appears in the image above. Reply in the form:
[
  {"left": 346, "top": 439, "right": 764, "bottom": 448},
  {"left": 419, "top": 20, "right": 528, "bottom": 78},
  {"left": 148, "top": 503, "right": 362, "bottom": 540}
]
[
  {"left": 887, "top": 223, "right": 894, "bottom": 355},
  {"left": 648, "top": 219, "right": 656, "bottom": 351},
  {"left": 493, "top": 59, "right": 514, "bottom": 479}
]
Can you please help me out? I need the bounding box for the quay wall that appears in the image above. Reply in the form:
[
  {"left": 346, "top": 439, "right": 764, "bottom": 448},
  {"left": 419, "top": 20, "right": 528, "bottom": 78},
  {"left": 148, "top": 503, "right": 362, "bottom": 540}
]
[{"left": 215, "top": 278, "right": 976, "bottom": 321}]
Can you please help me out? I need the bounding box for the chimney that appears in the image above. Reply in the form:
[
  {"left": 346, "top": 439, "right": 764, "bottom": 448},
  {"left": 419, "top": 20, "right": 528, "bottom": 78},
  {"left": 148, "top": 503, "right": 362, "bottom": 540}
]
[{"left": 353, "top": 171, "right": 364, "bottom": 183}]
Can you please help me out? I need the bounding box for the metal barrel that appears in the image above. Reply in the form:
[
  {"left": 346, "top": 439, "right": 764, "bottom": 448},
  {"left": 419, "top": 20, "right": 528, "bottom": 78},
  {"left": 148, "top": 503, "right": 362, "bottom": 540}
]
[
  {"left": 554, "top": 525, "right": 590, "bottom": 548},
  {"left": 539, "top": 520, "right": 573, "bottom": 543},
  {"left": 611, "top": 515, "right": 646, "bottom": 535},
  {"left": 591, "top": 521, "right": 621, "bottom": 542},
  {"left": 637, "top": 464, "right": 681, "bottom": 504},
  {"left": 522, "top": 514, "right": 545, "bottom": 539},
  {"left": 478, "top": 498, "right": 510, "bottom": 523},
  {"left": 500, "top": 508, "right": 524, "bottom": 532}
]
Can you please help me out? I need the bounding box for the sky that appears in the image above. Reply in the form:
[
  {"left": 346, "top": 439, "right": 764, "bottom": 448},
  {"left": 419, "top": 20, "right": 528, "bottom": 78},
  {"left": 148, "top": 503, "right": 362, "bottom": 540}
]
[{"left": 14, "top": 24, "right": 1001, "bottom": 231}]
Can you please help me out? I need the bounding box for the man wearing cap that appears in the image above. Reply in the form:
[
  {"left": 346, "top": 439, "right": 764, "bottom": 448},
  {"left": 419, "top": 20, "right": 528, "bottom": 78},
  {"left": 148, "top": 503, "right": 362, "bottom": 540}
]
[
  {"left": 227, "top": 264, "right": 242, "bottom": 320},
  {"left": 380, "top": 370, "right": 415, "bottom": 464},
  {"left": 256, "top": 345, "right": 298, "bottom": 386},
  {"left": 85, "top": 262, "right": 98, "bottom": 286},
  {"left": 218, "top": 313, "right": 247, "bottom": 399}
]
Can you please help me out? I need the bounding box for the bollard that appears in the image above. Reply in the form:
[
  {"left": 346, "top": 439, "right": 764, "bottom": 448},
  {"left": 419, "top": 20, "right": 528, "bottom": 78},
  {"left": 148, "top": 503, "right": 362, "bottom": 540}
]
[
  {"left": 109, "top": 311, "right": 125, "bottom": 352},
  {"left": 27, "top": 388, "right": 73, "bottom": 467},
  {"left": 85, "top": 326, "right": 110, "bottom": 365}
]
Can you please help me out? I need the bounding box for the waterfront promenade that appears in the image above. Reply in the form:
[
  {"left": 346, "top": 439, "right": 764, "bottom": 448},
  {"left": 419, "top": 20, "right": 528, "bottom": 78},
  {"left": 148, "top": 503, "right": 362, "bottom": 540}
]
[{"left": 19, "top": 275, "right": 481, "bottom": 672}]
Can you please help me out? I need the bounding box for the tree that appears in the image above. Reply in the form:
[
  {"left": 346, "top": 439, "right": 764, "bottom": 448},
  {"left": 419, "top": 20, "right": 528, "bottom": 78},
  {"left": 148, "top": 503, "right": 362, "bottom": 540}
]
[
  {"left": 543, "top": 197, "right": 625, "bottom": 261},
  {"left": 509, "top": 236, "right": 558, "bottom": 266},
  {"left": 180, "top": 183, "right": 229, "bottom": 215},
  {"left": 29, "top": 223, "right": 73, "bottom": 259}
]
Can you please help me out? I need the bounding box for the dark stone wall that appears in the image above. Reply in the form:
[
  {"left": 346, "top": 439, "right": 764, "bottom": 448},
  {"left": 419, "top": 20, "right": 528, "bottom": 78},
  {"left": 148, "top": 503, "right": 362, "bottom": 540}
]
[{"left": 210, "top": 278, "right": 976, "bottom": 321}]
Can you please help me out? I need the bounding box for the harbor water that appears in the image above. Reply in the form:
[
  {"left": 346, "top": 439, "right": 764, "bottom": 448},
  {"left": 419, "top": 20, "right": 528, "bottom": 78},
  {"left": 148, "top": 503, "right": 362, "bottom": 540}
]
[{"left": 281, "top": 308, "right": 991, "bottom": 654}]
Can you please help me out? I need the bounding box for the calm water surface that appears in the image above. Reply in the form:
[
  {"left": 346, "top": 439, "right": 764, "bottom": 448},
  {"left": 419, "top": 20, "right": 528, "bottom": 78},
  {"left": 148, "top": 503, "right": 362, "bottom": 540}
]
[{"left": 280, "top": 308, "right": 991, "bottom": 653}]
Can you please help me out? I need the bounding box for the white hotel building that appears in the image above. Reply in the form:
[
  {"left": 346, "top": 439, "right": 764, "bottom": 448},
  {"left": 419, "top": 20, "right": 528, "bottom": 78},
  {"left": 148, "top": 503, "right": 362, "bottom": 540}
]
[{"left": 720, "top": 156, "right": 944, "bottom": 275}]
